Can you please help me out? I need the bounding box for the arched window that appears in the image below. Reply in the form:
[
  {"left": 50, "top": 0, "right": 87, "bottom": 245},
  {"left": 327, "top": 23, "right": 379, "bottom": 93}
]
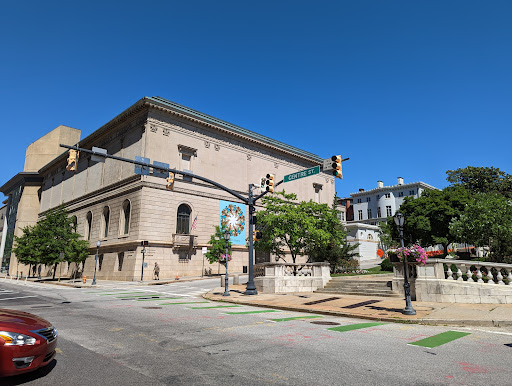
[
  {"left": 71, "top": 215, "right": 78, "bottom": 233},
  {"left": 86, "top": 212, "right": 93, "bottom": 241},
  {"left": 367, "top": 234, "right": 374, "bottom": 240},
  {"left": 101, "top": 206, "right": 110, "bottom": 238},
  {"left": 176, "top": 204, "right": 191, "bottom": 234},
  {"left": 119, "top": 200, "right": 131, "bottom": 235}
]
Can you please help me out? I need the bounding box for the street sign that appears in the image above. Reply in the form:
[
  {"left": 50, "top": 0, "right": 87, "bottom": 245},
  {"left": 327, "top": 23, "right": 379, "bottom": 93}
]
[
  {"left": 323, "top": 158, "right": 333, "bottom": 171},
  {"left": 284, "top": 165, "right": 320, "bottom": 183},
  {"left": 152, "top": 161, "right": 169, "bottom": 178},
  {"left": 135, "top": 156, "right": 150, "bottom": 175},
  {"left": 91, "top": 147, "right": 107, "bottom": 163}
]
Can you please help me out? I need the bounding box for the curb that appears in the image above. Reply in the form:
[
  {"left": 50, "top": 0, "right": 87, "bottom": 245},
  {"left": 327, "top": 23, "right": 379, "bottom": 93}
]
[{"left": 202, "top": 292, "right": 511, "bottom": 328}]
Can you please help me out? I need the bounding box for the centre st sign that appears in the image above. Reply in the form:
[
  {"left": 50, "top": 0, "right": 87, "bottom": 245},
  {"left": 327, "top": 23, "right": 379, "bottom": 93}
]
[{"left": 283, "top": 165, "right": 320, "bottom": 183}]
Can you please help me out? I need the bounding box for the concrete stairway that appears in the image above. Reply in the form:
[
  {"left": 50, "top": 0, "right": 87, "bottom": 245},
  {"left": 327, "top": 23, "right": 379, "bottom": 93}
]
[{"left": 315, "top": 274, "right": 400, "bottom": 297}]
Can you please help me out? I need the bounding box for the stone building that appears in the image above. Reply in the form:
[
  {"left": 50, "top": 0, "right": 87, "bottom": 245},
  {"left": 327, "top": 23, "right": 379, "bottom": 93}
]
[{"left": 1, "top": 97, "right": 335, "bottom": 280}]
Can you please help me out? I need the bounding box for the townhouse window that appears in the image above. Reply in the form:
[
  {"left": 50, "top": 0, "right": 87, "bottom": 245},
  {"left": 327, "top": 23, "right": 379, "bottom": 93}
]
[
  {"left": 367, "top": 209, "right": 372, "bottom": 219},
  {"left": 376, "top": 195, "right": 380, "bottom": 199},
  {"left": 176, "top": 204, "right": 191, "bottom": 234},
  {"left": 409, "top": 190, "right": 415, "bottom": 195},
  {"left": 385, "top": 193, "right": 391, "bottom": 198},
  {"left": 366, "top": 197, "right": 371, "bottom": 202},
  {"left": 386, "top": 206, "right": 392, "bottom": 217},
  {"left": 399, "top": 192, "right": 404, "bottom": 197},
  {"left": 367, "top": 234, "right": 374, "bottom": 240},
  {"left": 377, "top": 207, "right": 381, "bottom": 218},
  {"left": 358, "top": 210, "right": 363, "bottom": 220},
  {"left": 357, "top": 198, "right": 362, "bottom": 204}
]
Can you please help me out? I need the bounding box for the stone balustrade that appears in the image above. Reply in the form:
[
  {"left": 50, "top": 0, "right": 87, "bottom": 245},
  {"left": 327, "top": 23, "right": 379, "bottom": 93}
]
[
  {"left": 254, "top": 262, "right": 331, "bottom": 293},
  {"left": 393, "top": 259, "right": 512, "bottom": 304}
]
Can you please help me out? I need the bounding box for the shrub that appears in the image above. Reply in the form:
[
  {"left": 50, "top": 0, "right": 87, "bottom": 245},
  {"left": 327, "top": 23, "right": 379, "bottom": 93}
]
[
  {"left": 380, "top": 258, "right": 393, "bottom": 272},
  {"left": 336, "top": 258, "right": 360, "bottom": 273}
]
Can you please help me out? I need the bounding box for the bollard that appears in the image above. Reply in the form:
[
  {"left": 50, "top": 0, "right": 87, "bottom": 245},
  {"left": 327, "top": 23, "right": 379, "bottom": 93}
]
[
  {"left": 233, "top": 274, "right": 240, "bottom": 285},
  {"left": 83, "top": 276, "right": 87, "bottom": 283}
]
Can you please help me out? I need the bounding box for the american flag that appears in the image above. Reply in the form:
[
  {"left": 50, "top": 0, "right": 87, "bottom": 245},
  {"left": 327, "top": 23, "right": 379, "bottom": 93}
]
[{"left": 190, "top": 215, "right": 198, "bottom": 232}]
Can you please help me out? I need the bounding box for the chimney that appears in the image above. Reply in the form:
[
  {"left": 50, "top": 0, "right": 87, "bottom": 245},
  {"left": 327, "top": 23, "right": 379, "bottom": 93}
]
[
  {"left": 359, "top": 188, "right": 365, "bottom": 192},
  {"left": 397, "top": 177, "right": 404, "bottom": 185},
  {"left": 377, "top": 181, "right": 383, "bottom": 188}
]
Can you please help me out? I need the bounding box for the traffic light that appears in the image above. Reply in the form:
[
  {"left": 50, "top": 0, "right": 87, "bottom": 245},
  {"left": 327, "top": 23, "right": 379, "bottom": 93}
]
[
  {"left": 66, "top": 149, "right": 79, "bottom": 171},
  {"left": 253, "top": 231, "right": 262, "bottom": 242},
  {"left": 265, "top": 174, "right": 274, "bottom": 193},
  {"left": 331, "top": 155, "right": 342, "bottom": 179},
  {"left": 166, "top": 172, "right": 175, "bottom": 190}
]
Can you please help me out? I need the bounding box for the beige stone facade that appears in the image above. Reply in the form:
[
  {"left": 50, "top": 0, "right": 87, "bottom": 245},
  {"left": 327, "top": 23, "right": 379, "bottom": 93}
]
[{"left": 2, "top": 97, "right": 335, "bottom": 280}]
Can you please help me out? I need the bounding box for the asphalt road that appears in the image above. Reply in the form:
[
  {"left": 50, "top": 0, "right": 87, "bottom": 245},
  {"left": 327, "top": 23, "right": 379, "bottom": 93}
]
[{"left": 1, "top": 278, "right": 512, "bottom": 385}]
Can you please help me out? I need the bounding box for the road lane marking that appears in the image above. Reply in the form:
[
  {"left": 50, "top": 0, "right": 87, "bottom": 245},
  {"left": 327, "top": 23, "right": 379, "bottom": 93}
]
[
  {"left": 409, "top": 331, "right": 471, "bottom": 348},
  {"left": 0, "top": 295, "right": 37, "bottom": 301},
  {"left": 270, "top": 316, "right": 324, "bottom": 322},
  {"left": 136, "top": 297, "right": 182, "bottom": 301},
  {"left": 189, "top": 305, "right": 242, "bottom": 309},
  {"left": 225, "top": 310, "right": 278, "bottom": 315},
  {"left": 327, "top": 322, "right": 387, "bottom": 332},
  {"left": 160, "top": 301, "right": 210, "bottom": 305}
]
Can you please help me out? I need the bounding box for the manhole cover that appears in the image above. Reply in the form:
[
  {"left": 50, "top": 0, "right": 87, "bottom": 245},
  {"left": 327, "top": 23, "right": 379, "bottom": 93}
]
[
  {"left": 143, "top": 307, "right": 162, "bottom": 309},
  {"left": 310, "top": 321, "right": 340, "bottom": 326}
]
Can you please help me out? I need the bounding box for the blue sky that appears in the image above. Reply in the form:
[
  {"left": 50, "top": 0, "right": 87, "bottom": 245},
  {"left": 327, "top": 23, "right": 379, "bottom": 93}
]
[{"left": 1, "top": 0, "right": 511, "bottom": 199}]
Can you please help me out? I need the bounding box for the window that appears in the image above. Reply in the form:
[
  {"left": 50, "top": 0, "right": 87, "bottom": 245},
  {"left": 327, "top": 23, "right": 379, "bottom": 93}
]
[
  {"left": 176, "top": 204, "right": 191, "bottom": 234},
  {"left": 339, "top": 212, "right": 345, "bottom": 221},
  {"left": 314, "top": 187, "right": 320, "bottom": 203},
  {"left": 86, "top": 212, "right": 93, "bottom": 241},
  {"left": 376, "top": 195, "right": 380, "bottom": 200},
  {"left": 71, "top": 215, "right": 78, "bottom": 233},
  {"left": 101, "top": 206, "right": 110, "bottom": 239},
  {"left": 358, "top": 210, "right": 363, "bottom": 220},
  {"left": 377, "top": 207, "right": 381, "bottom": 218},
  {"left": 367, "top": 234, "right": 374, "bottom": 240},
  {"left": 119, "top": 200, "right": 131, "bottom": 235},
  {"left": 399, "top": 192, "right": 404, "bottom": 197},
  {"left": 98, "top": 254, "right": 104, "bottom": 271},
  {"left": 409, "top": 190, "right": 415, "bottom": 195},
  {"left": 385, "top": 193, "right": 391, "bottom": 199},
  {"left": 386, "top": 206, "right": 392, "bottom": 217},
  {"left": 366, "top": 197, "right": 371, "bottom": 202},
  {"left": 117, "top": 252, "right": 124, "bottom": 271},
  {"left": 367, "top": 209, "right": 372, "bottom": 219},
  {"left": 357, "top": 198, "right": 362, "bottom": 203}
]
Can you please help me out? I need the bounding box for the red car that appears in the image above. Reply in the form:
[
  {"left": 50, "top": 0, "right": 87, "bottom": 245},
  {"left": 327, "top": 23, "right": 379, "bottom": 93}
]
[{"left": 0, "top": 309, "right": 57, "bottom": 377}]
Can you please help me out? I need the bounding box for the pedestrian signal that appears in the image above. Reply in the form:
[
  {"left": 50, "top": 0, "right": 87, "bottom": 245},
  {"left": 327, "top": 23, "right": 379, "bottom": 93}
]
[{"left": 253, "top": 231, "right": 262, "bottom": 242}]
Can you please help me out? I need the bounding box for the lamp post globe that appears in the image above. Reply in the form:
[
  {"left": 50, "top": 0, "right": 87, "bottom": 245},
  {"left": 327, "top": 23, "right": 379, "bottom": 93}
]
[
  {"left": 222, "top": 229, "right": 230, "bottom": 297},
  {"left": 393, "top": 211, "right": 416, "bottom": 315},
  {"left": 92, "top": 240, "right": 100, "bottom": 286}
]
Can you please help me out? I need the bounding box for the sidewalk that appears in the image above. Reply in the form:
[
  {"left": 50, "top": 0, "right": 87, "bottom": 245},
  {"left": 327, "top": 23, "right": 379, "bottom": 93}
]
[{"left": 204, "top": 285, "right": 512, "bottom": 329}]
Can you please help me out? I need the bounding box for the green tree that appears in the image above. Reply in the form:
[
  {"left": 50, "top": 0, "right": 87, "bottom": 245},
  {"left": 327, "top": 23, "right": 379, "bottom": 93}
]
[
  {"left": 255, "top": 191, "right": 345, "bottom": 266},
  {"left": 12, "top": 205, "right": 90, "bottom": 279},
  {"left": 11, "top": 225, "right": 39, "bottom": 275},
  {"left": 205, "top": 226, "right": 232, "bottom": 264},
  {"left": 446, "top": 166, "right": 512, "bottom": 197},
  {"left": 450, "top": 192, "right": 512, "bottom": 262},
  {"left": 384, "top": 186, "right": 471, "bottom": 255}
]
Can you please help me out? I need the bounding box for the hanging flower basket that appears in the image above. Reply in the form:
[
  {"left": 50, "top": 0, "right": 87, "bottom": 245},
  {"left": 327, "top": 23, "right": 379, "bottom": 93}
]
[
  {"left": 396, "top": 245, "right": 429, "bottom": 265},
  {"left": 219, "top": 254, "right": 231, "bottom": 265},
  {"left": 387, "top": 250, "right": 400, "bottom": 263}
]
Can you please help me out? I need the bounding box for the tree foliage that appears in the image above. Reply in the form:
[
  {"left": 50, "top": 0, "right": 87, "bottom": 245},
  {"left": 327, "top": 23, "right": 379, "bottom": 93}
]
[
  {"left": 205, "top": 226, "right": 232, "bottom": 264},
  {"left": 384, "top": 186, "right": 471, "bottom": 255},
  {"left": 450, "top": 192, "right": 512, "bottom": 262},
  {"left": 255, "top": 191, "right": 346, "bottom": 265},
  {"left": 12, "top": 205, "right": 90, "bottom": 278},
  {"left": 446, "top": 166, "right": 512, "bottom": 197}
]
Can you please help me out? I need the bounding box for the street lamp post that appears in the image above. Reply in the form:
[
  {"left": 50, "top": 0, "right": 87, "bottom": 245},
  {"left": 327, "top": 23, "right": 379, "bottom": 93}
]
[
  {"left": 223, "top": 229, "right": 230, "bottom": 297},
  {"left": 394, "top": 211, "right": 416, "bottom": 315},
  {"left": 92, "top": 240, "right": 100, "bottom": 286}
]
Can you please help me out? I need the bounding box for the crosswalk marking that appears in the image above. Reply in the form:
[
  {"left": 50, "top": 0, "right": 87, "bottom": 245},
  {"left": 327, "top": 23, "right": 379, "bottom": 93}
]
[
  {"left": 225, "top": 310, "right": 278, "bottom": 315},
  {"left": 270, "top": 316, "right": 324, "bottom": 322},
  {"left": 327, "top": 322, "right": 387, "bottom": 332},
  {"left": 409, "top": 331, "right": 471, "bottom": 348}
]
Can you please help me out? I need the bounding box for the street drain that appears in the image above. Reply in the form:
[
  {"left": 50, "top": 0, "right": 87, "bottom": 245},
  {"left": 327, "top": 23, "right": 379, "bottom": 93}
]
[
  {"left": 310, "top": 321, "right": 340, "bottom": 326},
  {"left": 143, "top": 307, "right": 162, "bottom": 309}
]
